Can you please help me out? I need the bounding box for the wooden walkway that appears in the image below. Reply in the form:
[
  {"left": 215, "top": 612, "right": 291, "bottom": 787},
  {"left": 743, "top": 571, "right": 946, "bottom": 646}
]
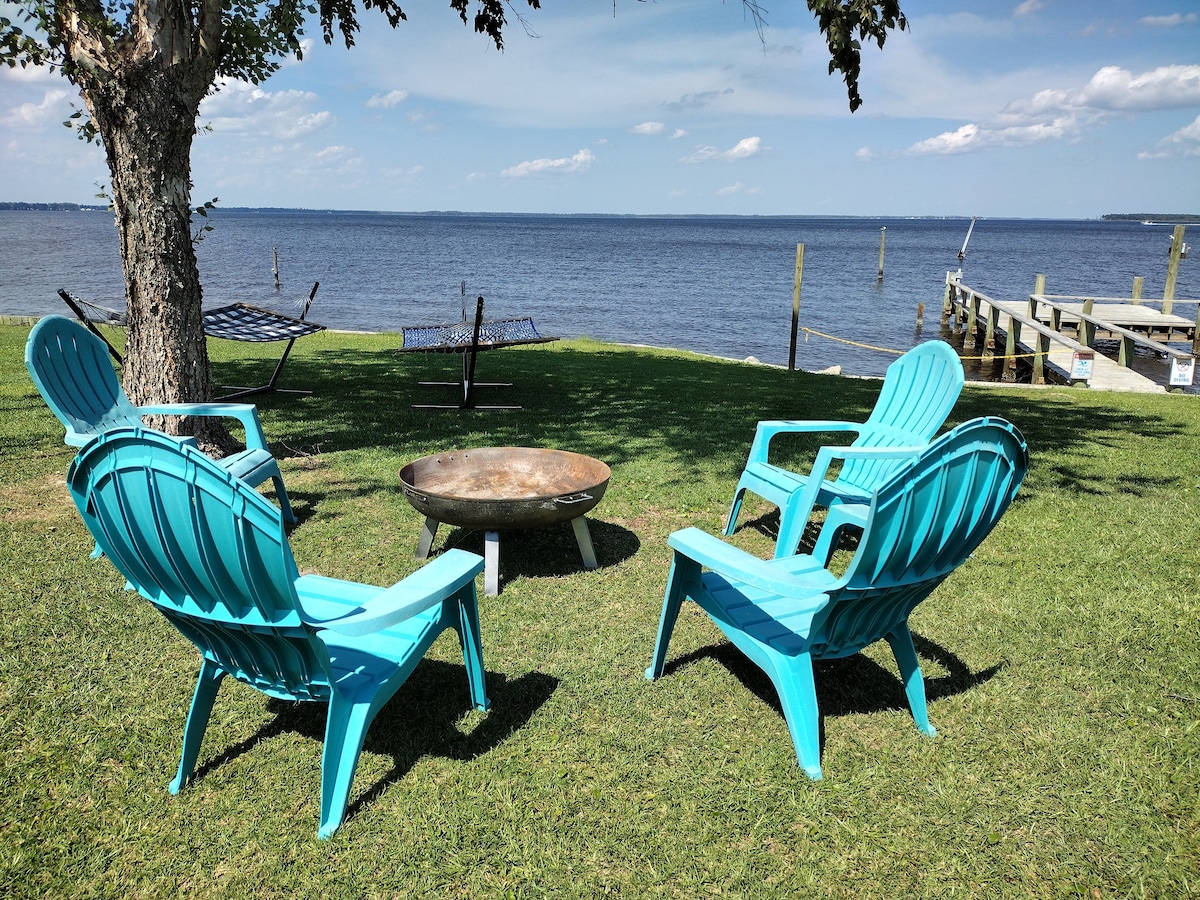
[{"left": 943, "top": 280, "right": 1199, "bottom": 393}]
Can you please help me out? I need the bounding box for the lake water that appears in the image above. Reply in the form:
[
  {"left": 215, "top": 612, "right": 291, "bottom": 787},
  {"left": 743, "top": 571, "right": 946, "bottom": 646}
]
[{"left": 1, "top": 209, "right": 1195, "bottom": 384}]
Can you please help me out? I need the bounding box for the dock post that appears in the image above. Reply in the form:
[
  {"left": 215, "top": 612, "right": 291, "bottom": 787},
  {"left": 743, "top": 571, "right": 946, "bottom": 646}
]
[
  {"left": 1132, "top": 276, "right": 1143, "bottom": 304},
  {"left": 1164, "top": 225, "right": 1186, "bottom": 315},
  {"left": 788, "top": 243, "right": 805, "bottom": 371},
  {"left": 272, "top": 248, "right": 281, "bottom": 289},
  {"left": 942, "top": 272, "right": 954, "bottom": 324},
  {"left": 877, "top": 227, "right": 886, "bottom": 280}
]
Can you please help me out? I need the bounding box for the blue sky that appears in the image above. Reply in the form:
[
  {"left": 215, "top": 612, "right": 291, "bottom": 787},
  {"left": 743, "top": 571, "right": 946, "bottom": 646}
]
[{"left": 1, "top": 0, "right": 1198, "bottom": 217}]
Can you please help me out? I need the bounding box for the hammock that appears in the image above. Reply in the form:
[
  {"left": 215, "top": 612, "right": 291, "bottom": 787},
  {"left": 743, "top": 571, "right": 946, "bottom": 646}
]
[
  {"left": 400, "top": 295, "right": 557, "bottom": 409},
  {"left": 58, "top": 283, "right": 325, "bottom": 399}
]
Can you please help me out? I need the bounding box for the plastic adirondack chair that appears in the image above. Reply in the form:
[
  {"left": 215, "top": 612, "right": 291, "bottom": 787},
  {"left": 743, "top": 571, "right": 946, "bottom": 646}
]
[
  {"left": 26, "top": 314, "right": 296, "bottom": 526},
  {"left": 724, "top": 340, "right": 964, "bottom": 559},
  {"left": 67, "top": 427, "right": 489, "bottom": 839},
  {"left": 647, "top": 416, "right": 1028, "bottom": 779}
]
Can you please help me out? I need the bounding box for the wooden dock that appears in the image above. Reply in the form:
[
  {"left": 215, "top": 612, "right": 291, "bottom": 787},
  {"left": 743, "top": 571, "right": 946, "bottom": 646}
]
[{"left": 943, "top": 278, "right": 1199, "bottom": 393}]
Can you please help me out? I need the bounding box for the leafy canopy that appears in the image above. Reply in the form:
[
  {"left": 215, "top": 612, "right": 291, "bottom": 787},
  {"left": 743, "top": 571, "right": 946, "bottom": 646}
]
[
  {"left": 0, "top": 1, "right": 540, "bottom": 84},
  {"left": 2, "top": 1, "right": 904, "bottom": 110}
]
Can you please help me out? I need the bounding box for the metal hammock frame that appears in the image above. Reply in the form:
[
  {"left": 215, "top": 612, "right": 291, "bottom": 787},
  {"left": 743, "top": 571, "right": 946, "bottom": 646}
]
[
  {"left": 58, "top": 283, "right": 325, "bottom": 400},
  {"left": 400, "top": 294, "right": 557, "bottom": 410}
]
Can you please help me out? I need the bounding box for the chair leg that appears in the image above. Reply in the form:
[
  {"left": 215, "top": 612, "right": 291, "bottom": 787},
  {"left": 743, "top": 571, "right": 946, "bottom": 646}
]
[
  {"left": 169, "top": 659, "right": 225, "bottom": 794},
  {"left": 774, "top": 494, "right": 813, "bottom": 560},
  {"left": 272, "top": 475, "right": 297, "bottom": 527},
  {"left": 318, "top": 692, "right": 374, "bottom": 840},
  {"left": 885, "top": 623, "right": 936, "bottom": 737},
  {"left": 455, "top": 586, "right": 491, "bottom": 712},
  {"left": 768, "top": 651, "right": 825, "bottom": 780},
  {"left": 645, "top": 556, "right": 693, "bottom": 680},
  {"left": 723, "top": 486, "right": 746, "bottom": 536}
]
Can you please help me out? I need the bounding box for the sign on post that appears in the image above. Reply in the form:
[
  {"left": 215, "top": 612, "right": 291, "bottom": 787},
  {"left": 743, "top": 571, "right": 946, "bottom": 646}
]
[
  {"left": 1069, "top": 351, "right": 1094, "bottom": 382},
  {"left": 1170, "top": 356, "right": 1195, "bottom": 387}
]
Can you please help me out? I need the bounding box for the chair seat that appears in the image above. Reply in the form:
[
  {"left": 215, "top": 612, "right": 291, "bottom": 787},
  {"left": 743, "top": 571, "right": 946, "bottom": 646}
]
[
  {"left": 220, "top": 447, "right": 282, "bottom": 484},
  {"left": 741, "top": 461, "right": 872, "bottom": 509}
]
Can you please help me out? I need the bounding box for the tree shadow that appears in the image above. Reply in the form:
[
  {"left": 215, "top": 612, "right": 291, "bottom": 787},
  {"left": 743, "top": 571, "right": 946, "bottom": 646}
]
[
  {"left": 186, "top": 663, "right": 558, "bottom": 828},
  {"left": 224, "top": 341, "right": 1193, "bottom": 504}
]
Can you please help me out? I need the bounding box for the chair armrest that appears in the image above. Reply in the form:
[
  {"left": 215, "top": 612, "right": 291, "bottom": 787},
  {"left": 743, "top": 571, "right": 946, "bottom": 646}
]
[
  {"left": 311, "top": 549, "right": 486, "bottom": 637},
  {"left": 747, "top": 420, "right": 863, "bottom": 465},
  {"left": 137, "top": 402, "right": 270, "bottom": 451},
  {"left": 668, "top": 527, "right": 829, "bottom": 606}
]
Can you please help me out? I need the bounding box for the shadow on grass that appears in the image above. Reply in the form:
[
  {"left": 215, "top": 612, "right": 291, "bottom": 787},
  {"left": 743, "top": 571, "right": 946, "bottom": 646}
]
[
  {"left": 186, "top": 663, "right": 559, "bottom": 827},
  {"left": 661, "top": 631, "right": 1000, "bottom": 755},
  {"left": 428, "top": 518, "right": 640, "bottom": 588},
  {"left": 220, "top": 341, "right": 1192, "bottom": 501}
]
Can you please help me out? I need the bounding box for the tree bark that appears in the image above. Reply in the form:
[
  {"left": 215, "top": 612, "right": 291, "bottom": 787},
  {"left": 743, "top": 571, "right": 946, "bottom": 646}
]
[{"left": 60, "top": 0, "right": 234, "bottom": 452}]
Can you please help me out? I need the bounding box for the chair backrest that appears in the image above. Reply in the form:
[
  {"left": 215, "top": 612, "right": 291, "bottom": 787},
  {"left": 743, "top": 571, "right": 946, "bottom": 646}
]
[
  {"left": 67, "top": 427, "right": 331, "bottom": 701},
  {"left": 25, "top": 315, "right": 142, "bottom": 446},
  {"left": 812, "top": 416, "right": 1028, "bottom": 658},
  {"left": 837, "top": 340, "right": 965, "bottom": 493}
]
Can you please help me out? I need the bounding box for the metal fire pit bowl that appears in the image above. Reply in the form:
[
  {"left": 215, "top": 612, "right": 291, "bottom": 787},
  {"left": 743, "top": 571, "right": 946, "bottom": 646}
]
[{"left": 400, "top": 447, "right": 611, "bottom": 595}]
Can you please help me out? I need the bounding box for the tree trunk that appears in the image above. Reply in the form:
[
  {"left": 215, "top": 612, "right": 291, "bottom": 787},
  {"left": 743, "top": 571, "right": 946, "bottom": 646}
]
[{"left": 65, "top": 3, "right": 234, "bottom": 453}]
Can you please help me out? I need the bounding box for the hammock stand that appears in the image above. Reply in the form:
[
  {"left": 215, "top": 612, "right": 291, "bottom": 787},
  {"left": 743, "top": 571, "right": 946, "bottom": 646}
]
[
  {"left": 58, "top": 282, "right": 326, "bottom": 400},
  {"left": 400, "top": 294, "right": 557, "bottom": 410}
]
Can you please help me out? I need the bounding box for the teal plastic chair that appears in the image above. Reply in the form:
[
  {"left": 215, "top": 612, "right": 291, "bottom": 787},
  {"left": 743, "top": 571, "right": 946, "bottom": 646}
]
[
  {"left": 725, "top": 340, "right": 964, "bottom": 558},
  {"left": 26, "top": 314, "right": 296, "bottom": 526},
  {"left": 67, "top": 427, "right": 489, "bottom": 839},
  {"left": 647, "top": 417, "right": 1028, "bottom": 779}
]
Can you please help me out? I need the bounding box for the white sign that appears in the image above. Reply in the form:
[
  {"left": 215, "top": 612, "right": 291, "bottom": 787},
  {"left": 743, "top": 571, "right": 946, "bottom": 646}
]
[
  {"left": 1170, "top": 356, "right": 1195, "bottom": 387},
  {"left": 1070, "top": 351, "right": 1094, "bottom": 381}
]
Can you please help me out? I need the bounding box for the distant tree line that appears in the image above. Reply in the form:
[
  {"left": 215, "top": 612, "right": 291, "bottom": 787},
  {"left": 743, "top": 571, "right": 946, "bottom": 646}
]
[
  {"left": 0, "top": 202, "right": 107, "bottom": 211},
  {"left": 1102, "top": 213, "right": 1200, "bottom": 223}
]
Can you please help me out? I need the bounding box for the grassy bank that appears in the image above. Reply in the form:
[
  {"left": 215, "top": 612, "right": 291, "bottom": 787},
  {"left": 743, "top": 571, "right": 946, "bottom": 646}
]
[{"left": 2, "top": 325, "right": 1198, "bottom": 897}]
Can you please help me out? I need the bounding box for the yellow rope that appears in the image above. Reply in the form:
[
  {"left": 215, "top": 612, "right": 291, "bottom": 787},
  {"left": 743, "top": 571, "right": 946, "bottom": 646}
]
[{"left": 799, "top": 327, "right": 1043, "bottom": 362}]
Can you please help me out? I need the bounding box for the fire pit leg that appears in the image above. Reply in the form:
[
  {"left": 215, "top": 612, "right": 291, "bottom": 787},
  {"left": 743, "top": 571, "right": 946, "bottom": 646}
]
[
  {"left": 572, "top": 516, "right": 599, "bottom": 569},
  {"left": 415, "top": 517, "right": 440, "bottom": 561},
  {"left": 484, "top": 530, "right": 501, "bottom": 596}
]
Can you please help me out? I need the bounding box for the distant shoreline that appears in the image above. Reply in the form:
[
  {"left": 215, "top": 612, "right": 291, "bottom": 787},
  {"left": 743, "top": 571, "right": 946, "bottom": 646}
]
[{"left": 3, "top": 203, "right": 1198, "bottom": 223}]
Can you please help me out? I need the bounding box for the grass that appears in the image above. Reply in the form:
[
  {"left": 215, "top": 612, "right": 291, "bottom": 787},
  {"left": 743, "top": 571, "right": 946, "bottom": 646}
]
[{"left": 2, "top": 324, "right": 1199, "bottom": 898}]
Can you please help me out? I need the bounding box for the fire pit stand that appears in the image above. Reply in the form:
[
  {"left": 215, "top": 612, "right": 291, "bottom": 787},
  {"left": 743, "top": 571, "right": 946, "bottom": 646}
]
[{"left": 399, "top": 447, "right": 611, "bottom": 595}]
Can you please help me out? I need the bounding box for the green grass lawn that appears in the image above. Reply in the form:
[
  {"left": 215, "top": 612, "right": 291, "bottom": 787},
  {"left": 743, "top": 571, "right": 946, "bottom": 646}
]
[{"left": 2, "top": 324, "right": 1198, "bottom": 898}]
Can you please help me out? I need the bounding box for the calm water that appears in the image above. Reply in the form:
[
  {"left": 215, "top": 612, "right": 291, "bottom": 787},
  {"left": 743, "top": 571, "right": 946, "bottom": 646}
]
[{"left": 1, "top": 209, "right": 1195, "bottom": 383}]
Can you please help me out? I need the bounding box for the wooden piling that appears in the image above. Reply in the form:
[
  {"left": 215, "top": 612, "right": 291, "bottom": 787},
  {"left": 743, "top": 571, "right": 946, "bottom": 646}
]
[
  {"left": 877, "top": 228, "right": 886, "bottom": 280},
  {"left": 1132, "top": 276, "right": 1143, "bottom": 304},
  {"left": 788, "top": 243, "right": 804, "bottom": 371},
  {"left": 273, "top": 248, "right": 281, "bottom": 289},
  {"left": 1164, "top": 225, "right": 1186, "bottom": 314}
]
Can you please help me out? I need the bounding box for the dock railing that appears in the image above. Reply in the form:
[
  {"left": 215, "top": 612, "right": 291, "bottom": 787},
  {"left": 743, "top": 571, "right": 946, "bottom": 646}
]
[
  {"left": 942, "top": 276, "right": 1094, "bottom": 385},
  {"left": 942, "top": 274, "right": 1198, "bottom": 389},
  {"left": 1029, "top": 294, "right": 1198, "bottom": 368}
]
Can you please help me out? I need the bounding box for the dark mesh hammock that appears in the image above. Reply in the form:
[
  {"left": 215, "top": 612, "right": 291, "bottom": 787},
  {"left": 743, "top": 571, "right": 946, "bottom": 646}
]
[{"left": 399, "top": 296, "right": 557, "bottom": 409}]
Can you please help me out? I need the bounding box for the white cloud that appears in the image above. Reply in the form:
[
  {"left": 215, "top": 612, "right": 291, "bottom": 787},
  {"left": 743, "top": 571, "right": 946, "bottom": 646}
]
[
  {"left": 717, "top": 181, "right": 744, "bottom": 195},
  {"left": 670, "top": 128, "right": 688, "bottom": 140},
  {"left": 366, "top": 89, "right": 409, "bottom": 109},
  {"left": 1000, "top": 66, "right": 1200, "bottom": 118},
  {"left": 501, "top": 148, "right": 595, "bottom": 177},
  {"left": 684, "top": 136, "right": 762, "bottom": 163},
  {"left": 1013, "top": 1, "right": 1043, "bottom": 17},
  {"left": 1, "top": 88, "right": 70, "bottom": 129},
  {"left": 200, "top": 81, "right": 332, "bottom": 139},
  {"left": 1139, "top": 114, "right": 1200, "bottom": 159},
  {"left": 906, "top": 65, "right": 1200, "bottom": 156},
  {"left": 1139, "top": 13, "right": 1199, "bottom": 27},
  {"left": 629, "top": 121, "right": 665, "bottom": 135}
]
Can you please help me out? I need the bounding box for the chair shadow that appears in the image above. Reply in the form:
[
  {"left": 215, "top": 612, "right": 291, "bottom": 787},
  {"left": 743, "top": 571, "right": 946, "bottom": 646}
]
[
  {"left": 660, "top": 631, "right": 1002, "bottom": 749},
  {"left": 187, "top": 663, "right": 558, "bottom": 826}
]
